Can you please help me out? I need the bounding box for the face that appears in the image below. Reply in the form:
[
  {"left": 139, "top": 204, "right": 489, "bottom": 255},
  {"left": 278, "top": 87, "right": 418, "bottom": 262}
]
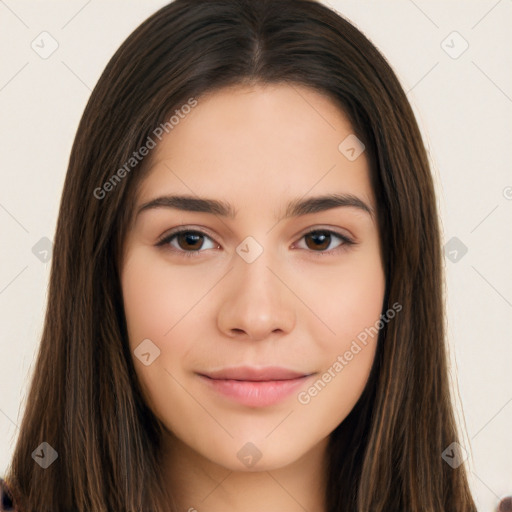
[{"left": 120, "top": 83, "right": 386, "bottom": 472}]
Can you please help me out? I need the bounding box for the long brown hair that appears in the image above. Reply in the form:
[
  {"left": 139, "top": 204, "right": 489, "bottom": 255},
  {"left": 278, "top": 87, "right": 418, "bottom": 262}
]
[{"left": 4, "top": 0, "right": 477, "bottom": 510}]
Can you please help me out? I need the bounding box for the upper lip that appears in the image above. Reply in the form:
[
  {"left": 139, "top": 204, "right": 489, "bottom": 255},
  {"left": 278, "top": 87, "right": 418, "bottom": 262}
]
[{"left": 199, "top": 366, "right": 312, "bottom": 381}]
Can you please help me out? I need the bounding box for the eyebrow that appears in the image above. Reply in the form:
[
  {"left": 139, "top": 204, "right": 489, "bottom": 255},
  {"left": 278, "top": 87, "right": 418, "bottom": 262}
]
[{"left": 136, "top": 193, "right": 374, "bottom": 221}]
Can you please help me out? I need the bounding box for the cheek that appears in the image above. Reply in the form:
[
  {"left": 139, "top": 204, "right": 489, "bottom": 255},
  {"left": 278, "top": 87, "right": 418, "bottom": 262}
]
[
  {"left": 298, "top": 243, "right": 386, "bottom": 351},
  {"left": 292, "top": 245, "right": 385, "bottom": 402},
  {"left": 120, "top": 249, "right": 217, "bottom": 408},
  {"left": 121, "top": 249, "right": 212, "bottom": 347},
  {"left": 292, "top": 258, "right": 385, "bottom": 432}
]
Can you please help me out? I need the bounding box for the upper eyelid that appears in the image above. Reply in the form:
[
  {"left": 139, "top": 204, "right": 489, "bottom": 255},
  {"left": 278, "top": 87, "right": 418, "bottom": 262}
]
[{"left": 158, "top": 226, "right": 218, "bottom": 245}]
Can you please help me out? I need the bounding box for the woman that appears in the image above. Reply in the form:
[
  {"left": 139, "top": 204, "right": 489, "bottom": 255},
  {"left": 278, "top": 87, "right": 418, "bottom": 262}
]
[{"left": 0, "top": 0, "right": 481, "bottom": 510}]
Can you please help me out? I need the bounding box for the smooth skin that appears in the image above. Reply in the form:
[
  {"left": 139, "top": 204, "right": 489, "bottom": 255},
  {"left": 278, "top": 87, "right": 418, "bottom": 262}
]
[{"left": 120, "top": 83, "right": 386, "bottom": 512}]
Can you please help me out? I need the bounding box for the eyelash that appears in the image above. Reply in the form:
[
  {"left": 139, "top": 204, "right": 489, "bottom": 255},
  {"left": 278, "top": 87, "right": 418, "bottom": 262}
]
[{"left": 155, "top": 227, "right": 356, "bottom": 258}]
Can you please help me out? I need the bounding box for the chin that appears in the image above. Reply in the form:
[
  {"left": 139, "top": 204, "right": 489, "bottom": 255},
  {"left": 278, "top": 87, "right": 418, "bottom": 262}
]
[{"left": 203, "top": 438, "right": 312, "bottom": 473}]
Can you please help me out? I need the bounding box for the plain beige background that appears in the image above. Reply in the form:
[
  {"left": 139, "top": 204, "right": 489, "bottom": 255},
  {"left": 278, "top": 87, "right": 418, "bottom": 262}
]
[{"left": 0, "top": 1, "right": 511, "bottom": 510}]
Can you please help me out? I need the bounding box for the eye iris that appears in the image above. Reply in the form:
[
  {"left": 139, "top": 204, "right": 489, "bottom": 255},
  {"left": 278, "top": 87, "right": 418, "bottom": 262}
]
[
  {"left": 305, "top": 231, "right": 330, "bottom": 251},
  {"left": 178, "top": 232, "right": 203, "bottom": 251}
]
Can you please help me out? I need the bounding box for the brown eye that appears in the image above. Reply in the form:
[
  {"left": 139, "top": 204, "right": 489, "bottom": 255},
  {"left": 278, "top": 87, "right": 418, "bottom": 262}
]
[
  {"left": 175, "top": 231, "right": 204, "bottom": 251},
  {"left": 296, "top": 229, "right": 354, "bottom": 254},
  {"left": 304, "top": 231, "right": 331, "bottom": 251},
  {"left": 156, "top": 229, "right": 217, "bottom": 256}
]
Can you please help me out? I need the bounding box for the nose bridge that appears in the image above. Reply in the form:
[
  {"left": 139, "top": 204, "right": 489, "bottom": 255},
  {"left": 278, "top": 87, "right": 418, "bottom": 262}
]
[
  {"left": 237, "top": 245, "right": 277, "bottom": 297},
  {"left": 216, "top": 238, "right": 296, "bottom": 339},
  {"left": 234, "top": 239, "right": 284, "bottom": 310}
]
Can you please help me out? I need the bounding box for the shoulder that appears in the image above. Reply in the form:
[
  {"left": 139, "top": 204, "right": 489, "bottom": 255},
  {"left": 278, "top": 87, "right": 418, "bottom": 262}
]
[{"left": 0, "top": 478, "right": 18, "bottom": 511}]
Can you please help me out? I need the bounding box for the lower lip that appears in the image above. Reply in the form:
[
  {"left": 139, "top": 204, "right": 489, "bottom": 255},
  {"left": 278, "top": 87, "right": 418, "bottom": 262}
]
[{"left": 198, "top": 374, "right": 312, "bottom": 407}]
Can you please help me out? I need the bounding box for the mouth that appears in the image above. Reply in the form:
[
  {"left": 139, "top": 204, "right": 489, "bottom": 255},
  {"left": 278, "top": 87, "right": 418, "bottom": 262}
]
[{"left": 197, "top": 366, "right": 315, "bottom": 407}]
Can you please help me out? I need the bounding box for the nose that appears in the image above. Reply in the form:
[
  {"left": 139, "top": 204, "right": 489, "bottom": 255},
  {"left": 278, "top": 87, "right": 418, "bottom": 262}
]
[{"left": 216, "top": 249, "right": 296, "bottom": 341}]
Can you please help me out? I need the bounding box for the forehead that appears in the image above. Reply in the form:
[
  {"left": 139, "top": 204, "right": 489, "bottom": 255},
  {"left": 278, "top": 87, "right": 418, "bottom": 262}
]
[{"left": 136, "top": 83, "right": 374, "bottom": 212}]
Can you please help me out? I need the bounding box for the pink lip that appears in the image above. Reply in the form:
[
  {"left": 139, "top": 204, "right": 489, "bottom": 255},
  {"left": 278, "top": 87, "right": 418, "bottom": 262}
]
[{"left": 197, "top": 366, "right": 314, "bottom": 407}]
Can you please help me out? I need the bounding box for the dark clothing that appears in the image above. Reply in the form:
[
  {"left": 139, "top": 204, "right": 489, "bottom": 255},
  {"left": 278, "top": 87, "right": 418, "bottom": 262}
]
[{"left": 0, "top": 478, "right": 18, "bottom": 511}]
